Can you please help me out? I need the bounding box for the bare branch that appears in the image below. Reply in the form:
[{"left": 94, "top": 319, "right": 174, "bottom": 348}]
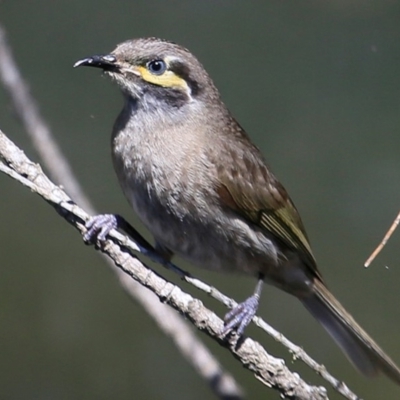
[{"left": 0, "top": 129, "right": 330, "bottom": 400}]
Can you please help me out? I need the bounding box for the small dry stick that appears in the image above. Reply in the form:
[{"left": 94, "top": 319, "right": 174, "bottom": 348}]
[{"left": 364, "top": 211, "right": 400, "bottom": 268}]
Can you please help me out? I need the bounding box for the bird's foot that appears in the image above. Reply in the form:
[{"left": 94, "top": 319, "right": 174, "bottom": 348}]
[
  {"left": 83, "top": 214, "right": 118, "bottom": 242},
  {"left": 222, "top": 294, "right": 259, "bottom": 337}
]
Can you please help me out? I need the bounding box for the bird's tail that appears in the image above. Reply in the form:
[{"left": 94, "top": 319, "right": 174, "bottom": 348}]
[{"left": 300, "top": 279, "right": 400, "bottom": 384}]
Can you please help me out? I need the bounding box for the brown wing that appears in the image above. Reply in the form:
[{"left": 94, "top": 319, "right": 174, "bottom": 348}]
[{"left": 214, "top": 124, "right": 321, "bottom": 280}]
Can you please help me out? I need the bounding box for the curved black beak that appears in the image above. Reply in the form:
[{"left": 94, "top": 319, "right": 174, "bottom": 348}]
[{"left": 73, "top": 54, "right": 118, "bottom": 71}]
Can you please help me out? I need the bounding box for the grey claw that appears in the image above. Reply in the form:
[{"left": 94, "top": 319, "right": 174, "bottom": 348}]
[
  {"left": 222, "top": 295, "right": 259, "bottom": 337},
  {"left": 84, "top": 214, "right": 118, "bottom": 242}
]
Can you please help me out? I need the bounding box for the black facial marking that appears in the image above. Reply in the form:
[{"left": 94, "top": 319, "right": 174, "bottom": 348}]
[
  {"left": 169, "top": 61, "right": 201, "bottom": 96},
  {"left": 145, "top": 85, "right": 189, "bottom": 110}
]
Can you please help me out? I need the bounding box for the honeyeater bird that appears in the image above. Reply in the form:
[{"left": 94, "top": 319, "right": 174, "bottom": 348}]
[{"left": 75, "top": 37, "right": 400, "bottom": 384}]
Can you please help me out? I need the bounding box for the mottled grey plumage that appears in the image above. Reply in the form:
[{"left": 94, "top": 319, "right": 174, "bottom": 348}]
[{"left": 75, "top": 37, "right": 400, "bottom": 384}]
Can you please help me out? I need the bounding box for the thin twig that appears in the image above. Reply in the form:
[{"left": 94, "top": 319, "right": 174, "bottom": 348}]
[
  {"left": 364, "top": 211, "right": 400, "bottom": 268},
  {"left": 0, "top": 130, "right": 329, "bottom": 400},
  {"left": 0, "top": 24, "right": 243, "bottom": 400}
]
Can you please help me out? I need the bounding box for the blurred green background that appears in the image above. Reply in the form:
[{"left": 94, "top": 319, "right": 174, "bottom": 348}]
[{"left": 1, "top": 1, "right": 400, "bottom": 399}]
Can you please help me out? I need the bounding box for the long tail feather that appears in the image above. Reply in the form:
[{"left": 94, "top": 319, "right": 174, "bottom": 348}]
[{"left": 301, "top": 279, "right": 400, "bottom": 384}]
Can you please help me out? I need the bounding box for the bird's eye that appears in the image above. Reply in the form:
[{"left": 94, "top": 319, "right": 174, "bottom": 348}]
[{"left": 147, "top": 60, "right": 167, "bottom": 75}]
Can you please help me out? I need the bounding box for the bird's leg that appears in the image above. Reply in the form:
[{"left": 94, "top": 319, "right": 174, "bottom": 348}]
[
  {"left": 84, "top": 214, "right": 153, "bottom": 253},
  {"left": 223, "top": 274, "right": 264, "bottom": 336},
  {"left": 84, "top": 214, "right": 180, "bottom": 271},
  {"left": 84, "top": 214, "right": 118, "bottom": 242}
]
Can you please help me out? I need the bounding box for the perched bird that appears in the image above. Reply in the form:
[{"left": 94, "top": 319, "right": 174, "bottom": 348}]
[{"left": 75, "top": 37, "right": 400, "bottom": 384}]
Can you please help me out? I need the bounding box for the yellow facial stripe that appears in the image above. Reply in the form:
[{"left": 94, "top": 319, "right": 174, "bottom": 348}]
[{"left": 137, "top": 66, "right": 189, "bottom": 91}]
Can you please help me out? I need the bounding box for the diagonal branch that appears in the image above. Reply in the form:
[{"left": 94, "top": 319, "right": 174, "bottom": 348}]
[{"left": 0, "top": 129, "right": 329, "bottom": 400}]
